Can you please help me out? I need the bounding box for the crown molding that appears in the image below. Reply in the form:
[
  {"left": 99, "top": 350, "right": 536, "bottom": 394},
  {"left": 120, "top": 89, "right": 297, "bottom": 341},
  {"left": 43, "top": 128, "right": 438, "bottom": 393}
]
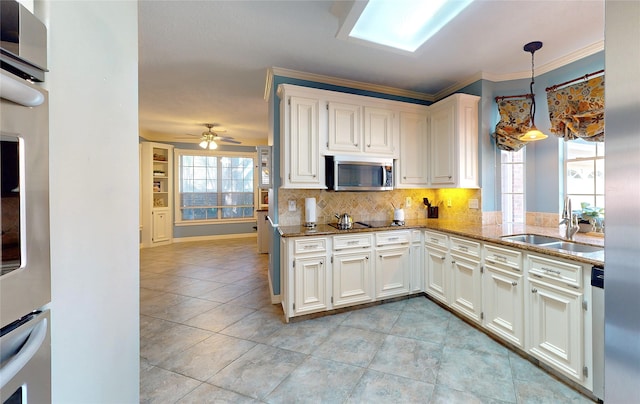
[
  {"left": 266, "top": 66, "right": 435, "bottom": 102},
  {"left": 265, "top": 41, "right": 604, "bottom": 103}
]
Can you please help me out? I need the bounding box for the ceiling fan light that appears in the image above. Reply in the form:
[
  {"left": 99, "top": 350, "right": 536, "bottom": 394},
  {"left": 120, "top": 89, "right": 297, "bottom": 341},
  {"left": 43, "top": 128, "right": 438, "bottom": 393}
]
[
  {"left": 199, "top": 140, "right": 209, "bottom": 149},
  {"left": 519, "top": 126, "right": 548, "bottom": 141},
  {"left": 208, "top": 140, "right": 218, "bottom": 150}
]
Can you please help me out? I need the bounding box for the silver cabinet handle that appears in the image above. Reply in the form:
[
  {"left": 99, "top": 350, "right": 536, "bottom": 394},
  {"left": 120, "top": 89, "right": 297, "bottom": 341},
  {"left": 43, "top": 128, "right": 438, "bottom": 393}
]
[
  {"left": 532, "top": 288, "right": 538, "bottom": 293},
  {"left": 365, "top": 256, "right": 369, "bottom": 260},
  {"left": 493, "top": 254, "right": 507, "bottom": 263},
  {"left": 367, "top": 144, "right": 371, "bottom": 147},
  {"left": 458, "top": 246, "right": 469, "bottom": 252},
  {"left": 347, "top": 240, "right": 360, "bottom": 245},
  {"left": 542, "top": 267, "right": 561, "bottom": 275},
  {"left": 511, "top": 281, "right": 518, "bottom": 286},
  {"left": 430, "top": 238, "right": 440, "bottom": 243}
]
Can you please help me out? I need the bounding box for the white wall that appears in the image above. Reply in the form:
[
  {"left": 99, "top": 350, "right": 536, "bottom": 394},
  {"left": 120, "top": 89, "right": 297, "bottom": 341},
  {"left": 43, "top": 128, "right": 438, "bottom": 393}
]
[{"left": 38, "top": 1, "right": 140, "bottom": 402}]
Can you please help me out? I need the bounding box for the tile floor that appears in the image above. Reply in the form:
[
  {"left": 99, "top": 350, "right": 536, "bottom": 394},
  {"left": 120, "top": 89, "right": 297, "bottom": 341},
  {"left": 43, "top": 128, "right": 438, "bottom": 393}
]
[{"left": 140, "top": 237, "right": 594, "bottom": 404}]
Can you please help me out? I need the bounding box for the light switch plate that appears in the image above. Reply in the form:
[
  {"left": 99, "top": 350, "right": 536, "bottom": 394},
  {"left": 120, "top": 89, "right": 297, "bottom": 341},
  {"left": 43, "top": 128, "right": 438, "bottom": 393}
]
[
  {"left": 468, "top": 199, "right": 479, "bottom": 209},
  {"left": 288, "top": 200, "right": 296, "bottom": 211},
  {"left": 405, "top": 197, "right": 411, "bottom": 207}
]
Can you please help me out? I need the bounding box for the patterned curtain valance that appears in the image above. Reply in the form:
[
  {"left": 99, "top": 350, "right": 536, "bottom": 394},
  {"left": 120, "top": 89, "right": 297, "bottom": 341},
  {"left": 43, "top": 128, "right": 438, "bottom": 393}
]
[
  {"left": 493, "top": 96, "right": 532, "bottom": 152},
  {"left": 546, "top": 74, "right": 605, "bottom": 142}
]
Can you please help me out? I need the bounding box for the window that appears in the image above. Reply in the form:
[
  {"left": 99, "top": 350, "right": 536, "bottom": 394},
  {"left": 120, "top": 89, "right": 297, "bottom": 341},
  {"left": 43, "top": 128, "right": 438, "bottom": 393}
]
[
  {"left": 175, "top": 150, "right": 255, "bottom": 223},
  {"left": 565, "top": 139, "right": 605, "bottom": 210},
  {"left": 501, "top": 148, "right": 525, "bottom": 224}
]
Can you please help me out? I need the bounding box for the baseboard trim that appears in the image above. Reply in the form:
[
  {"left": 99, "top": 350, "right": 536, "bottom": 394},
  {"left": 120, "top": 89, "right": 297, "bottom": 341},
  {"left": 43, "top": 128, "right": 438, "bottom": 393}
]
[{"left": 172, "top": 233, "right": 257, "bottom": 243}]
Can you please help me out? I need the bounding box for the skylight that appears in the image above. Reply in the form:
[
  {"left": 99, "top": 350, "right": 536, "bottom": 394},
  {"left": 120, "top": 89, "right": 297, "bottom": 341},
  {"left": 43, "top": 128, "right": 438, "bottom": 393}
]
[{"left": 346, "top": 0, "right": 474, "bottom": 53}]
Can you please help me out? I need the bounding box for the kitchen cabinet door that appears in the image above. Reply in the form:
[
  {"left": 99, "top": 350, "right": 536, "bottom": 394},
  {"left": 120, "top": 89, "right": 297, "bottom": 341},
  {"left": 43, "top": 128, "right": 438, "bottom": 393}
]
[
  {"left": 398, "top": 111, "right": 429, "bottom": 188},
  {"left": 424, "top": 246, "right": 450, "bottom": 305},
  {"left": 527, "top": 277, "right": 584, "bottom": 383},
  {"left": 288, "top": 95, "right": 322, "bottom": 187},
  {"left": 151, "top": 209, "right": 171, "bottom": 243},
  {"left": 332, "top": 250, "right": 374, "bottom": 308},
  {"left": 450, "top": 254, "right": 482, "bottom": 323},
  {"left": 328, "top": 101, "right": 362, "bottom": 153},
  {"left": 429, "top": 93, "right": 479, "bottom": 188},
  {"left": 375, "top": 245, "right": 410, "bottom": 299},
  {"left": 293, "top": 255, "right": 328, "bottom": 315},
  {"left": 364, "top": 106, "right": 396, "bottom": 156},
  {"left": 409, "top": 231, "right": 423, "bottom": 293},
  {"left": 483, "top": 265, "right": 524, "bottom": 348}
]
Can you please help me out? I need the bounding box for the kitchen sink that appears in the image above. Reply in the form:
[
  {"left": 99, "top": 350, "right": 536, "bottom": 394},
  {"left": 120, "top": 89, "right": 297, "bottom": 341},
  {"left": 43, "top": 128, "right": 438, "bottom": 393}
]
[
  {"left": 542, "top": 241, "right": 603, "bottom": 253},
  {"left": 501, "top": 233, "right": 604, "bottom": 257},
  {"left": 501, "top": 234, "right": 564, "bottom": 245}
]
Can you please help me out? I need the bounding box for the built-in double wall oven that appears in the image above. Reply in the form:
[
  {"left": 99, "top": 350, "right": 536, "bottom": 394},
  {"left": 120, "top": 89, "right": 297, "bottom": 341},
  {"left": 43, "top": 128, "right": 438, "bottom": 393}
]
[{"left": 1, "top": 1, "right": 51, "bottom": 403}]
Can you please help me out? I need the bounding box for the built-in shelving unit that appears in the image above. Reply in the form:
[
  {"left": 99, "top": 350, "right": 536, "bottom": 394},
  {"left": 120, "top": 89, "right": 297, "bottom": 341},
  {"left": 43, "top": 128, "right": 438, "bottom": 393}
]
[{"left": 141, "top": 142, "right": 174, "bottom": 247}]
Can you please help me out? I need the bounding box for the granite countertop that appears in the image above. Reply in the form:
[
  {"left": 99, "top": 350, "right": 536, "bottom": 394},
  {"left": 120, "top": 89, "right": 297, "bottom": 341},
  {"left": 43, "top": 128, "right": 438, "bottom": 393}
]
[{"left": 278, "top": 219, "right": 604, "bottom": 266}]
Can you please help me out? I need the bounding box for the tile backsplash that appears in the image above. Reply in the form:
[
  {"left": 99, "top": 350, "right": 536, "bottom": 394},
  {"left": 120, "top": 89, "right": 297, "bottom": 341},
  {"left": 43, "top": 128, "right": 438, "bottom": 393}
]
[{"left": 277, "top": 188, "right": 483, "bottom": 226}]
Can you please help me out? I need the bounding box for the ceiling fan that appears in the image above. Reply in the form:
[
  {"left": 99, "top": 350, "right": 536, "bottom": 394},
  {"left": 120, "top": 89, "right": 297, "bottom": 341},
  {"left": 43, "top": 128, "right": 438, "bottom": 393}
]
[{"left": 182, "top": 123, "right": 241, "bottom": 149}]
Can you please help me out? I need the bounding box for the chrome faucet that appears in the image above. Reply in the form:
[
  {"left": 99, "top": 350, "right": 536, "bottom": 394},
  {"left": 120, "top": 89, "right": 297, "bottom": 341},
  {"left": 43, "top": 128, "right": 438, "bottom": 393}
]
[{"left": 560, "top": 196, "right": 579, "bottom": 240}]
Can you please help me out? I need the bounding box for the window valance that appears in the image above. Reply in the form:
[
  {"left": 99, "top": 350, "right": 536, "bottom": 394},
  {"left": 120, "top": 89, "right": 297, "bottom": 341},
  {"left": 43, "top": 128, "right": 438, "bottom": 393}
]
[
  {"left": 493, "top": 96, "right": 532, "bottom": 152},
  {"left": 546, "top": 74, "right": 605, "bottom": 142}
]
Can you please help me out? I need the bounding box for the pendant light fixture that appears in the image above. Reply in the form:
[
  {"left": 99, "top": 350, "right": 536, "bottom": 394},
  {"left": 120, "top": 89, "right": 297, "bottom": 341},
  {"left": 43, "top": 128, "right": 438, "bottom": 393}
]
[{"left": 519, "top": 41, "right": 548, "bottom": 142}]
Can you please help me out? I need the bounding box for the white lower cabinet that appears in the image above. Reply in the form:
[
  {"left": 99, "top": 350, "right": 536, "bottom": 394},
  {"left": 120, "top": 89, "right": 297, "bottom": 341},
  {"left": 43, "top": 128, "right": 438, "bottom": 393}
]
[
  {"left": 483, "top": 244, "right": 524, "bottom": 348},
  {"left": 450, "top": 255, "right": 482, "bottom": 323},
  {"left": 409, "top": 230, "right": 423, "bottom": 293},
  {"left": 526, "top": 254, "right": 587, "bottom": 384},
  {"left": 151, "top": 209, "right": 171, "bottom": 243},
  {"left": 282, "top": 237, "right": 329, "bottom": 320},
  {"left": 332, "top": 234, "right": 374, "bottom": 308},
  {"left": 449, "top": 237, "right": 482, "bottom": 323},
  {"left": 375, "top": 231, "right": 411, "bottom": 299},
  {"left": 424, "top": 231, "right": 450, "bottom": 304},
  {"left": 293, "top": 255, "right": 328, "bottom": 315}
]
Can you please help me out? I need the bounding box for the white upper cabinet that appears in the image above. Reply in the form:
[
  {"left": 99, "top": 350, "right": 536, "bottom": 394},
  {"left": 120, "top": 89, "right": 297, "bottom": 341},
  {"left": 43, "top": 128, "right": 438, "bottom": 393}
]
[
  {"left": 429, "top": 93, "right": 480, "bottom": 188},
  {"left": 278, "top": 85, "right": 325, "bottom": 189},
  {"left": 363, "top": 106, "right": 396, "bottom": 156},
  {"left": 327, "top": 101, "right": 362, "bottom": 153},
  {"left": 325, "top": 97, "right": 398, "bottom": 157},
  {"left": 397, "top": 110, "right": 429, "bottom": 188}
]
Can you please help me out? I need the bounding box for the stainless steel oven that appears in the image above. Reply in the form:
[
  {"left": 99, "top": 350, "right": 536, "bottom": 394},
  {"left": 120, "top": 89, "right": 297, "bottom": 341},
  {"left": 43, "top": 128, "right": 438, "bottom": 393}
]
[
  {"left": 0, "top": 2, "right": 50, "bottom": 402},
  {"left": 0, "top": 69, "right": 51, "bottom": 404}
]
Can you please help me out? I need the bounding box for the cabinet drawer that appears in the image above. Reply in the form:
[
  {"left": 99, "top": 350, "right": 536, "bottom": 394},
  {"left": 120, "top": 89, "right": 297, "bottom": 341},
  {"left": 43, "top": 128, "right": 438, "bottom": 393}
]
[
  {"left": 450, "top": 236, "right": 480, "bottom": 259},
  {"left": 527, "top": 254, "right": 583, "bottom": 288},
  {"left": 294, "top": 237, "right": 327, "bottom": 254},
  {"left": 484, "top": 244, "right": 522, "bottom": 271},
  {"left": 424, "top": 231, "right": 448, "bottom": 249},
  {"left": 376, "top": 231, "right": 411, "bottom": 246},
  {"left": 411, "top": 230, "right": 422, "bottom": 243},
  {"left": 333, "top": 234, "right": 372, "bottom": 250}
]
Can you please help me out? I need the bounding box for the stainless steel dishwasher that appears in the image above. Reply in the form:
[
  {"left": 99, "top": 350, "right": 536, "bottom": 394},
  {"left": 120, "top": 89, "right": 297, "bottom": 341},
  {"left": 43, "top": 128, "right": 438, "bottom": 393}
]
[{"left": 591, "top": 265, "right": 604, "bottom": 401}]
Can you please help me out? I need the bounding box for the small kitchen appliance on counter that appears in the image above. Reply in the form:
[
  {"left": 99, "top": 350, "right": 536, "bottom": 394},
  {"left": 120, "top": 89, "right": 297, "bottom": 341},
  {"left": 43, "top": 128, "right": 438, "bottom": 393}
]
[
  {"left": 393, "top": 208, "right": 405, "bottom": 226},
  {"left": 304, "top": 197, "right": 317, "bottom": 228}
]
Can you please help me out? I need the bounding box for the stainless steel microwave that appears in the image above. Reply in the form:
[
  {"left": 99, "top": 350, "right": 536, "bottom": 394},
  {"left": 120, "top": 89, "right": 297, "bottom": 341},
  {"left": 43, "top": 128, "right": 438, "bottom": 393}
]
[{"left": 325, "top": 155, "right": 394, "bottom": 191}]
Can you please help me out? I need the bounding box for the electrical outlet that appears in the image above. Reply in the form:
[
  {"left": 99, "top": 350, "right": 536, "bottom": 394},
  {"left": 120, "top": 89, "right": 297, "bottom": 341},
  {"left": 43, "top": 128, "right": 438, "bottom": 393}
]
[
  {"left": 468, "top": 199, "right": 479, "bottom": 209},
  {"left": 447, "top": 199, "right": 452, "bottom": 207},
  {"left": 405, "top": 197, "right": 411, "bottom": 207},
  {"left": 288, "top": 200, "right": 296, "bottom": 211}
]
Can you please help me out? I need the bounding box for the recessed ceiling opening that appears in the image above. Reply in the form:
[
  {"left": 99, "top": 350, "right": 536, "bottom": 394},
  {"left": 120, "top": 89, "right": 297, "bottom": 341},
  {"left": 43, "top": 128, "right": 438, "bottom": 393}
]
[{"left": 337, "top": 0, "right": 474, "bottom": 53}]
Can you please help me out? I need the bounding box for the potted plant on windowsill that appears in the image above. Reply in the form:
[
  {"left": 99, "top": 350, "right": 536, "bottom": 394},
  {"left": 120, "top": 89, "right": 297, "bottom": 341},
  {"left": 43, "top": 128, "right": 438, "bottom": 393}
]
[{"left": 577, "top": 202, "right": 604, "bottom": 233}]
